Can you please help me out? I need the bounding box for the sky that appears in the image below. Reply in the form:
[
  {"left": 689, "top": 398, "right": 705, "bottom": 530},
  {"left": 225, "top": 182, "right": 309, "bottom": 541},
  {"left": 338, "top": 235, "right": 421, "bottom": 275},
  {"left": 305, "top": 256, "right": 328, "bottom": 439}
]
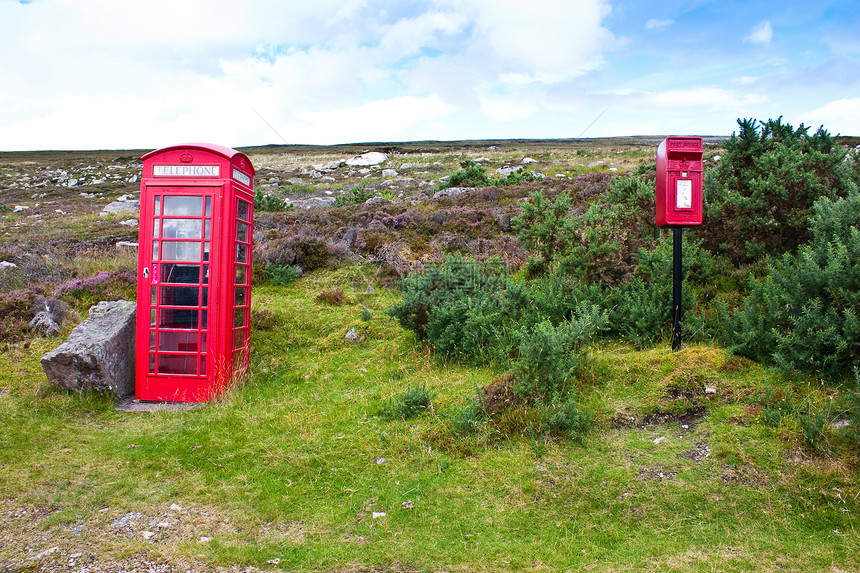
[{"left": 1, "top": 0, "right": 858, "bottom": 151}]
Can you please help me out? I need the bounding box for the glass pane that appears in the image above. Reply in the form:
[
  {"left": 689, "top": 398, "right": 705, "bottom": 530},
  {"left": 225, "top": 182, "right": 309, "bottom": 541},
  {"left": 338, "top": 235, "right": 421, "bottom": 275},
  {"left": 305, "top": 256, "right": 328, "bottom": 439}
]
[
  {"left": 203, "top": 242, "right": 210, "bottom": 262},
  {"left": 234, "top": 287, "right": 246, "bottom": 307},
  {"left": 154, "top": 196, "right": 161, "bottom": 215},
  {"left": 232, "top": 351, "right": 243, "bottom": 370},
  {"left": 204, "top": 220, "right": 211, "bottom": 239},
  {"left": 149, "top": 353, "right": 155, "bottom": 374},
  {"left": 153, "top": 220, "right": 160, "bottom": 238},
  {"left": 235, "top": 265, "right": 246, "bottom": 285},
  {"left": 233, "top": 330, "right": 245, "bottom": 349},
  {"left": 161, "top": 241, "right": 200, "bottom": 262},
  {"left": 159, "top": 331, "right": 198, "bottom": 352},
  {"left": 237, "top": 200, "right": 249, "bottom": 221},
  {"left": 162, "top": 219, "right": 202, "bottom": 239},
  {"left": 158, "top": 307, "right": 199, "bottom": 329},
  {"left": 150, "top": 309, "right": 156, "bottom": 327},
  {"left": 160, "top": 286, "right": 199, "bottom": 307},
  {"left": 149, "top": 332, "right": 156, "bottom": 351},
  {"left": 234, "top": 308, "right": 245, "bottom": 328},
  {"left": 200, "top": 355, "right": 207, "bottom": 376},
  {"left": 236, "top": 244, "right": 247, "bottom": 264},
  {"left": 158, "top": 354, "right": 197, "bottom": 375},
  {"left": 152, "top": 241, "right": 159, "bottom": 260},
  {"left": 201, "top": 310, "right": 208, "bottom": 329},
  {"left": 163, "top": 195, "right": 203, "bottom": 217},
  {"left": 201, "top": 287, "right": 208, "bottom": 307},
  {"left": 202, "top": 265, "right": 209, "bottom": 284},
  {"left": 236, "top": 222, "right": 248, "bottom": 242},
  {"left": 201, "top": 332, "right": 208, "bottom": 352},
  {"left": 150, "top": 286, "right": 156, "bottom": 305},
  {"left": 205, "top": 196, "right": 212, "bottom": 216},
  {"left": 161, "top": 264, "right": 200, "bottom": 284}
]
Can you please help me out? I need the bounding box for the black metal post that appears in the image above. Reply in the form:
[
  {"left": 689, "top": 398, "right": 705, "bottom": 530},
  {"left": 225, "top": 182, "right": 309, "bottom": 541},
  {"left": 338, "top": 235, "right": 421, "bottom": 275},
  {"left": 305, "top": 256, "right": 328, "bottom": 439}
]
[{"left": 672, "top": 227, "right": 682, "bottom": 351}]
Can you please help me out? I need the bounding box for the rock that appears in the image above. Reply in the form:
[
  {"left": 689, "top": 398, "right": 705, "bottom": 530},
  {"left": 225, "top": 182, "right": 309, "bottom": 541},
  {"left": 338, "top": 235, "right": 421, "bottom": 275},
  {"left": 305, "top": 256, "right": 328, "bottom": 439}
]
[
  {"left": 345, "top": 327, "right": 359, "bottom": 343},
  {"left": 372, "top": 511, "right": 386, "bottom": 519},
  {"left": 41, "top": 300, "right": 136, "bottom": 398},
  {"left": 381, "top": 169, "right": 398, "bottom": 178},
  {"left": 608, "top": 167, "right": 619, "bottom": 172},
  {"left": 119, "top": 219, "right": 139, "bottom": 227},
  {"left": 495, "top": 166, "right": 515, "bottom": 176},
  {"left": 364, "top": 196, "right": 395, "bottom": 206},
  {"left": 0, "top": 261, "right": 18, "bottom": 270},
  {"left": 653, "top": 436, "right": 667, "bottom": 444},
  {"left": 116, "top": 241, "right": 139, "bottom": 253},
  {"left": 433, "top": 187, "right": 471, "bottom": 199},
  {"left": 400, "top": 163, "right": 414, "bottom": 170},
  {"left": 325, "top": 160, "right": 345, "bottom": 170},
  {"left": 713, "top": 155, "right": 721, "bottom": 162},
  {"left": 28, "top": 311, "right": 60, "bottom": 337},
  {"left": 522, "top": 157, "right": 537, "bottom": 164},
  {"left": 100, "top": 199, "right": 140, "bottom": 216},
  {"left": 346, "top": 152, "right": 387, "bottom": 167},
  {"left": 588, "top": 161, "right": 606, "bottom": 168},
  {"left": 705, "top": 386, "right": 717, "bottom": 395},
  {"left": 13, "top": 205, "right": 29, "bottom": 213},
  {"left": 289, "top": 197, "right": 337, "bottom": 210}
]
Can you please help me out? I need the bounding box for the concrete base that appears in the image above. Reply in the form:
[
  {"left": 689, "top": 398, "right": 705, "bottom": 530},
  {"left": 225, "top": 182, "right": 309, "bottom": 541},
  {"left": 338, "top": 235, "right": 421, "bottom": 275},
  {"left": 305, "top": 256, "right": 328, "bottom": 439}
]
[{"left": 115, "top": 397, "right": 203, "bottom": 412}]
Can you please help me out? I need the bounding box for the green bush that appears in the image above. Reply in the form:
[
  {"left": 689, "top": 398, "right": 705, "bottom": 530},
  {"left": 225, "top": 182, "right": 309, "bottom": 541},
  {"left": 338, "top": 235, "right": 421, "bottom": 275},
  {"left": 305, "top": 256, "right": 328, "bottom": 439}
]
[
  {"left": 545, "top": 393, "right": 594, "bottom": 442},
  {"left": 511, "top": 191, "right": 576, "bottom": 264},
  {"left": 438, "top": 160, "right": 542, "bottom": 191},
  {"left": 701, "top": 117, "right": 856, "bottom": 263},
  {"left": 727, "top": 191, "right": 860, "bottom": 378},
  {"left": 266, "top": 264, "right": 302, "bottom": 286},
  {"left": 335, "top": 183, "right": 379, "bottom": 206},
  {"left": 254, "top": 190, "right": 293, "bottom": 212},
  {"left": 511, "top": 306, "right": 606, "bottom": 402},
  {"left": 379, "top": 383, "right": 437, "bottom": 421}
]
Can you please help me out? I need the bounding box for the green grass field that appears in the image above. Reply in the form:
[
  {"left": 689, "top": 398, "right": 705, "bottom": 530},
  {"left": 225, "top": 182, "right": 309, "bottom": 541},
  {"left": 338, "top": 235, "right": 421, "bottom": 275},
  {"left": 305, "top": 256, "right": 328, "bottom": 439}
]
[{"left": 1, "top": 265, "right": 858, "bottom": 572}]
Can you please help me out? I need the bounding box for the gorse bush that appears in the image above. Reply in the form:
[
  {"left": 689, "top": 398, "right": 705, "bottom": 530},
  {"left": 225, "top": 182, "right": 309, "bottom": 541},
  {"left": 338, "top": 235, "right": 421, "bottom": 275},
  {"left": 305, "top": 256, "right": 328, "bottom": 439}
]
[
  {"left": 701, "top": 117, "right": 857, "bottom": 263},
  {"left": 727, "top": 191, "right": 860, "bottom": 378},
  {"left": 437, "top": 160, "right": 541, "bottom": 191},
  {"left": 254, "top": 190, "right": 293, "bottom": 212},
  {"left": 379, "top": 383, "right": 436, "bottom": 421}
]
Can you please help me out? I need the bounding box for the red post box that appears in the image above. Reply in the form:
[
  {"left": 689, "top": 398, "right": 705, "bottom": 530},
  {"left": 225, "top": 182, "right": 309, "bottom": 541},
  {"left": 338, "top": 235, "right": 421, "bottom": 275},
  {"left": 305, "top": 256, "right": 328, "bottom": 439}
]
[
  {"left": 135, "top": 143, "right": 255, "bottom": 402},
  {"left": 656, "top": 136, "right": 703, "bottom": 226}
]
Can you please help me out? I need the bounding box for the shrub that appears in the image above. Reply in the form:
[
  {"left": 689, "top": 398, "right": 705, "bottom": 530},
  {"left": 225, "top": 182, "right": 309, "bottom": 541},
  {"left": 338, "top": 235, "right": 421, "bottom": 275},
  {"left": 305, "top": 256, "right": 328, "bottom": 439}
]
[
  {"left": 254, "top": 190, "right": 293, "bottom": 212},
  {"left": 267, "top": 264, "right": 302, "bottom": 286},
  {"left": 56, "top": 270, "right": 136, "bottom": 311},
  {"left": 511, "top": 306, "right": 606, "bottom": 403},
  {"left": 511, "top": 191, "right": 576, "bottom": 264},
  {"left": 334, "top": 183, "right": 393, "bottom": 206},
  {"left": 545, "top": 393, "right": 594, "bottom": 442},
  {"left": 437, "top": 160, "right": 491, "bottom": 190},
  {"left": 701, "top": 117, "right": 856, "bottom": 263},
  {"left": 378, "top": 383, "right": 437, "bottom": 421},
  {"left": 316, "top": 288, "right": 348, "bottom": 305},
  {"left": 727, "top": 191, "right": 860, "bottom": 378}
]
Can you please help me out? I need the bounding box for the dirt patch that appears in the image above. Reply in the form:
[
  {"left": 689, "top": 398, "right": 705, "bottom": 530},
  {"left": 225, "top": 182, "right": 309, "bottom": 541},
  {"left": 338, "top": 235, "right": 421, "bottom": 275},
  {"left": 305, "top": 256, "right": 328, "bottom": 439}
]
[
  {"left": 680, "top": 441, "right": 713, "bottom": 462},
  {"left": 481, "top": 374, "right": 519, "bottom": 416},
  {"left": 641, "top": 407, "right": 707, "bottom": 429},
  {"left": 636, "top": 465, "right": 679, "bottom": 481}
]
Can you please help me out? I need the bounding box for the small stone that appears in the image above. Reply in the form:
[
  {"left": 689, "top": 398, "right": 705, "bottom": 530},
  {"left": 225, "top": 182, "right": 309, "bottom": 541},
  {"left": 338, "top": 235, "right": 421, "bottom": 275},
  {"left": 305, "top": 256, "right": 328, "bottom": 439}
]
[
  {"left": 587, "top": 161, "right": 606, "bottom": 168},
  {"left": 705, "top": 386, "right": 717, "bottom": 395},
  {"left": 365, "top": 286, "right": 375, "bottom": 294},
  {"left": 522, "top": 157, "right": 537, "bottom": 164},
  {"left": 372, "top": 511, "right": 386, "bottom": 519},
  {"left": 142, "top": 531, "right": 155, "bottom": 539},
  {"left": 267, "top": 558, "right": 281, "bottom": 565},
  {"left": 13, "top": 205, "right": 29, "bottom": 212},
  {"left": 169, "top": 503, "right": 182, "bottom": 511},
  {"left": 653, "top": 436, "right": 667, "bottom": 444},
  {"left": 382, "top": 169, "right": 398, "bottom": 178},
  {"left": 119, "top": 219, "right": 139, "bottom": 227},
  {"left": 156, "top": 521, "right": 171, "bottom": 528},
  {"left": 401, "top": 501, "right": 415, "bottom": 509},
  {"left": 345, "top": 327, "right": 359, "bottom": 343},
  {"left": 375, "top": 457, "right": 386, "bottom": 465},
  {"left": 198, "top": 536, "right": 212, "bottom": 544},
  {"left": 0, "top": 261, "right": 18, "bottom": 270}
]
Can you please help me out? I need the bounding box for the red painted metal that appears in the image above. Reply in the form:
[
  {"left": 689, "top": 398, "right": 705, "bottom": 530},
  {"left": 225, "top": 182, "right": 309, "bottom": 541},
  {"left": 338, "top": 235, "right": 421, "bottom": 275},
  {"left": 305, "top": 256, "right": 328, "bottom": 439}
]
[
  {"left": 135, "top": 144, "right": 254, "bottom": 402},
  {"left": 656, "top": 136, "right": 703, "bottom": 226}
]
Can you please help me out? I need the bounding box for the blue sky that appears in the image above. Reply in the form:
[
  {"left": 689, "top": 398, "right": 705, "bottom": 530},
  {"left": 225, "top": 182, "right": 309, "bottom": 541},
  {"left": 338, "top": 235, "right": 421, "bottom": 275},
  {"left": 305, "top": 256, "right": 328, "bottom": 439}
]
[{"left": 0, "top": 0, "right": 858, "bottom": 150}]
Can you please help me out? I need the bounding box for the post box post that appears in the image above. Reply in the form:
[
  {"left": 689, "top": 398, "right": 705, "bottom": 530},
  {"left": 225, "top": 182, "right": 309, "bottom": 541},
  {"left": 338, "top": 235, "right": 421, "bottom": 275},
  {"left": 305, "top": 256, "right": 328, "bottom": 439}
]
[{"left": 135, "top": 143, "right": 255, "bottom": 402}]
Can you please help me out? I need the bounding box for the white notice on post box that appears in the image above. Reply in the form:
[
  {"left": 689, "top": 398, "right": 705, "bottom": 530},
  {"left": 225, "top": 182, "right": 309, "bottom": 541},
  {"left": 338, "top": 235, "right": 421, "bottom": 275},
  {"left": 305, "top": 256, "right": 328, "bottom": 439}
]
[{"left": 676, "top": 179, "right": 692, "bottom": 209}]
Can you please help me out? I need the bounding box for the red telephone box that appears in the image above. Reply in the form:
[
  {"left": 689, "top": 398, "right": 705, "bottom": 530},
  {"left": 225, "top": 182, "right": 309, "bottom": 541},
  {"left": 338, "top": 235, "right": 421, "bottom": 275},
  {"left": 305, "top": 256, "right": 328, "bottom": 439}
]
[
  {"left": 135, "top": 143, "right": 255, "bottom": 402},
  {"left": 656, "top": 136, "right": 703, "bottom": 226}
]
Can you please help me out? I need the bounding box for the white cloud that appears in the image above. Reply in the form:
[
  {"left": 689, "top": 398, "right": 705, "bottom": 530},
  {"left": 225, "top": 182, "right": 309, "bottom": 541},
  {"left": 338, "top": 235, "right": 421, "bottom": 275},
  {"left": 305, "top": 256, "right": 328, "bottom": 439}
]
[
  {"left": 744, "top": 21, "right": 773, "bottom": 45},
  {"left": 805, "top": 98, "right": 860, "bottom": 135},
  {"left": 645, "top": 19, "right": 674, "bottom": 30}
]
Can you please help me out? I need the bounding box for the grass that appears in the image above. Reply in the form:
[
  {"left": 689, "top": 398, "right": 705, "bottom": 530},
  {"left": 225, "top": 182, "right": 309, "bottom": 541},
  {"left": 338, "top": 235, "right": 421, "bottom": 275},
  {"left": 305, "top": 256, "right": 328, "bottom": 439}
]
[{"left": 1, "top": 265, "right": 859, "bottom": 571}]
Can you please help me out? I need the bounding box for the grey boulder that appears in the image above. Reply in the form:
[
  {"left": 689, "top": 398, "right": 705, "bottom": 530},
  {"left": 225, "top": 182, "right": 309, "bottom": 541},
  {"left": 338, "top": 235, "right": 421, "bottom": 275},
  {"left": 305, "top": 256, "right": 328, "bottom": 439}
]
[{"left": 41, "top": 300, "right": 136, "bottom": 398}]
